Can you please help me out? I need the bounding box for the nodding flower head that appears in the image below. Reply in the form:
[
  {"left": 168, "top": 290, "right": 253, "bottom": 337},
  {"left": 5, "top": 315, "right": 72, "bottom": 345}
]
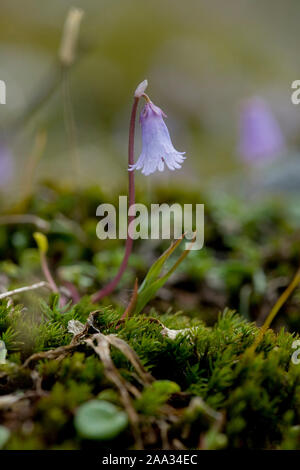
[
  {"left": 129, "top": 99, "right": 186, "bottom": 176},
  {"left": 238, "top": 97, "right": 284, "bottom": 165}
]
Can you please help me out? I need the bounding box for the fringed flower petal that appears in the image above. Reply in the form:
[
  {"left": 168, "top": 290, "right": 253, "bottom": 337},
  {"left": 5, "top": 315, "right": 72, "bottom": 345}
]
[{"left": 129, "top": 101, "right": 186, "bottom": 176}]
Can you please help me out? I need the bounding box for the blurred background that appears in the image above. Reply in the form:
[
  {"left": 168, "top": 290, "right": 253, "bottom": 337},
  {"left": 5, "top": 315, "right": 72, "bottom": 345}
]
[
  {"left": 1, "top": 0, "right": 300, "bottom": 196},
  {"left": 1, "top": 0, "right": 300, "bottom": 332}
]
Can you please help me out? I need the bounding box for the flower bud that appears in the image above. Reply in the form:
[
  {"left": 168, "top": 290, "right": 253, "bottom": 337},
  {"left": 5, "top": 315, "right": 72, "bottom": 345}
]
[
  {"left": 59, "top": 7, "right": 84, "bottom": 66},
  {"left": 134, "top": 80, "right": 148, "bottom": 98}
]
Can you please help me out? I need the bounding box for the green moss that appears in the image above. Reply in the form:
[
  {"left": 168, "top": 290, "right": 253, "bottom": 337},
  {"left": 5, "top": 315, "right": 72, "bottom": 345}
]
[
  {"left": 1, "top": 186, "right": 300, "bottom": 449},
  {"left": 0, "top": 306, "right": 299, "bottom": 449},
  {"left": 135, "top": 380, "right": 180, "bottom": 415}
]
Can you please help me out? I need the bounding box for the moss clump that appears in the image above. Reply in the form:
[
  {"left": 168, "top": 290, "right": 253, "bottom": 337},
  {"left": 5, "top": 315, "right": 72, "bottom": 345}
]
[
  {"left": 0, "top": 185, "right": 300, "bottom": 449},
  {"left": 0, "top": 307, "right": 299, "bottom": 450},
  {"left": 1, "top": 184, "right": 300, "bottom": 329}
]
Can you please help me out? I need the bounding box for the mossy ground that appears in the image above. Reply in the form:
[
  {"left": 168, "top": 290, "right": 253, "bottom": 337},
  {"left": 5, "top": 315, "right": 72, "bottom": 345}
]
[{"left": 0, "top": 184, "right": 300, "bottom": 449}]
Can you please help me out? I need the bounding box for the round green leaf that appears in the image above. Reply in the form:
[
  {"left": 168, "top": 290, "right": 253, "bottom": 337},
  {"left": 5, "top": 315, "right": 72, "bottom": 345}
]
[{"left": 74, "top": 400, "right": 128, "bottom": 440}]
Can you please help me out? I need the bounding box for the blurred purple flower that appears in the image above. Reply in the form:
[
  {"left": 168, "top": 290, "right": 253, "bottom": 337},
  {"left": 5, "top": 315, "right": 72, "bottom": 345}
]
[
  {"left": 129, "top": 100, "right": 185, "bottom": 176},
  {"left": 0, "top": 145, "right": 14, "bottom": 187},
  {"left": 238, "top": 97, "right": 284, "bottom": 164}
]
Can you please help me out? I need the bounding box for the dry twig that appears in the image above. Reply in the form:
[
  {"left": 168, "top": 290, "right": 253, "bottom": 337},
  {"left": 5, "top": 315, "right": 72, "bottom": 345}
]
[
  {"left": 85, "top": 333, "right": 143, "bottom": 449},
  {"left": 0, "top": 281, "right": 50, "bottom": 300}
]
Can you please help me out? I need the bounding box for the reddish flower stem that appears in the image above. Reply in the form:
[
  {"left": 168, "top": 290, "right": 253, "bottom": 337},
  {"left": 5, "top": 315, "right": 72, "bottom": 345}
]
[
  {"left": 41, "top": 252, "right": 58, "bottom": 293},
  {"left": 92, "top": 97, "right": 139, "bottom": 303}
]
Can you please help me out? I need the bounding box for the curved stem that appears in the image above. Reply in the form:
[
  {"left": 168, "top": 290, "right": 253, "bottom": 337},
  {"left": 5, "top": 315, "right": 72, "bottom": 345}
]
[
  {"left": 41, "top": 252, "right": 58, "bottom": 293},
  {"left": 92, "top": 97, "right": 139, "bottom": 302},
  {"left": 245, "top": 266, "right": 300, "bottom": 357}
]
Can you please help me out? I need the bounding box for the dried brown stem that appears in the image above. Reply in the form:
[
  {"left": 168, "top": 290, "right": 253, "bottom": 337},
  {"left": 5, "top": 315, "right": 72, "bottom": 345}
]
[
  {"left": 0, "top": 281, "right": 50, "bottom": 300},
  {"left": 85, "top": 333, "right": 143, "bottom": 449}
]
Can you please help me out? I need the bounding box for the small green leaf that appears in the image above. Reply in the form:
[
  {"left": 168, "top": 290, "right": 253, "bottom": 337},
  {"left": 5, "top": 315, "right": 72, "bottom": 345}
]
[
  {"left": 74, "top": 400, "right": 128, "bottom": 440},
  {"left": 135, "top": 234, "right": 195, "bottom": 314},
  {"left": 0, "top": 426, "right": 10, "bottom": 449},
  {"left": 139, "top": 236, "right": 183, "bottom": 291}
]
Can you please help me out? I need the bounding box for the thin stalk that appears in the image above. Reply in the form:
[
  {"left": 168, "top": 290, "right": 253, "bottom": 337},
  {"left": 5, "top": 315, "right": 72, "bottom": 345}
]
[
  {"left": 62, "top": 66, "right": 80, "bottom": 186},
  {"left": 92, "top": 97, "right": 139, "bottom": 302},
  {"left": 118, "top": 278, "right": 139, "bottom": 325},
  {"left": 13, "top": 130, "right": 47, "bottom": 213},
  {"left": 245, "top": 267, "right": 300, "bottom": 357},
  {"left": 40, "top": 252, "right": 59, "bottom": 294},
  {"left": 22, "top": 130, "right": 47, "bottom": 201}
]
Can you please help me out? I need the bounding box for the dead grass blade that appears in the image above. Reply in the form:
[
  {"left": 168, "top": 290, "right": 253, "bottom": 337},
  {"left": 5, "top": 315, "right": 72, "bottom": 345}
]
[
  {"left": 85, "top": 333, "right": 143, "bottom": 449},
  {"left": 105, "top": 334, "right": 153, "bottom": 385}
]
